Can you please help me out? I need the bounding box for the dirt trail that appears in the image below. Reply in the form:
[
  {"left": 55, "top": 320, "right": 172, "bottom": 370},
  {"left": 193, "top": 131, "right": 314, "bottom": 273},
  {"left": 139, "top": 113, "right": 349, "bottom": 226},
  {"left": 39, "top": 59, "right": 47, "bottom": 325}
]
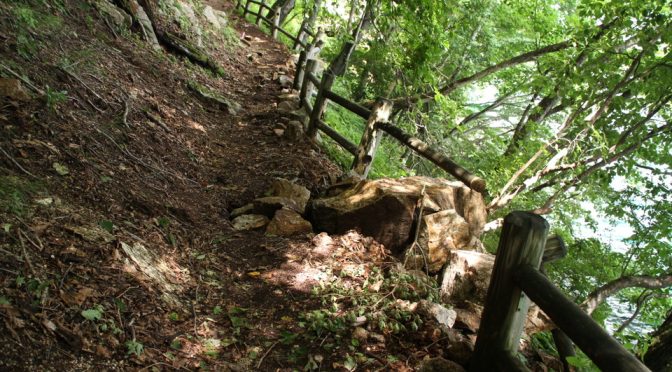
[{"left": 0, "top": 1, "right": 349, "bottom": 370}]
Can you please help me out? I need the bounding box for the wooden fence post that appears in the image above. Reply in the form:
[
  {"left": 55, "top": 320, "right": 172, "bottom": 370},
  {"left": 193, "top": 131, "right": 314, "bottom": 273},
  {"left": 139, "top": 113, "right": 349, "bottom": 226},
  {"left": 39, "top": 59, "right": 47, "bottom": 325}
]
[
  {"left": 243, "top": 0, "right": 250, "bottom": 18},
  {"left": 470, "top": 211, "right": 549, "bottom": 371},
  {"left": 351, "top": 98, "right": 393, "bottom": 178},
  {"left": 306, "top": 69, "right": 335, "bottom": 139},
  {"left": 299, "top": 59, "right": 317, "bottom": 107},
  {"left": 293, "top": 50, "right": 307, "bottom": 90},
  {"left": 272, "top": 11, "right": 280, "bottom": 39},
  {"left": 255, "top": 2, "right": 263, "bottom": 26},
  {"left": 293, "top": 18, "right": 307, "bottom": 51}
]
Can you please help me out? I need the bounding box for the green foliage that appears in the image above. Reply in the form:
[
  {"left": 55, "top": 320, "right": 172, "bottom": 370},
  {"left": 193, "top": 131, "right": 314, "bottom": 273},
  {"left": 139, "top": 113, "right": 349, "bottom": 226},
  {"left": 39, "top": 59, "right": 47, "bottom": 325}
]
[
  {"left": 125, "top": 339, "right": 144, "bottom": 356},
  {"left": 0, "top": 176, "right": 43, "bottom": 216},
  {"left": 301, "top": 266, "right": 436, "bottom": 338},
  {"left": 44, "top": 86, "right": 68, "bottom": 111},
  {"left": 81, "top": 305, "right": 104, "bottom": 321}
]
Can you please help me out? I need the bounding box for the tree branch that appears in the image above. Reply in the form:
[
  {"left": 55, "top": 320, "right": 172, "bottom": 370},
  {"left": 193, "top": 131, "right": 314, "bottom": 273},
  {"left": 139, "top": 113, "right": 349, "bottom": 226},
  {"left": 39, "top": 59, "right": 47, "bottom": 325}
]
[{"left": 582, "top": 274, "right": 672, "bottom": 315}]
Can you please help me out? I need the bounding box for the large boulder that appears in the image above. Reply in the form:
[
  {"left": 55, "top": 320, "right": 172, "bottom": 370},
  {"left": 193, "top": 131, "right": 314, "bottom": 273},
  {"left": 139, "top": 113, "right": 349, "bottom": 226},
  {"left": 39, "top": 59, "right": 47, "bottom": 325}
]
[
  {"left": 416, "top": 210, "right": 480, "bottom": 272},
  {"left": 440, "top": 250, "right": 495, "bottom": 304},
  {"left": 309, "top": 177, "right": 486, "bottom": 255}
]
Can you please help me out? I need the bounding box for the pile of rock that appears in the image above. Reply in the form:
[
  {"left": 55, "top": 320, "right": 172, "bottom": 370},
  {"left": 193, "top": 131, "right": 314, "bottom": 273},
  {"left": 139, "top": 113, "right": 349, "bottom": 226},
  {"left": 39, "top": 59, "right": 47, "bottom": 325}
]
[
  {"left": 309, "top": 177, "right": 487, "bottom": 270},
  {"left": 230, "top": 178, "right": 313, "bottom": 237}
]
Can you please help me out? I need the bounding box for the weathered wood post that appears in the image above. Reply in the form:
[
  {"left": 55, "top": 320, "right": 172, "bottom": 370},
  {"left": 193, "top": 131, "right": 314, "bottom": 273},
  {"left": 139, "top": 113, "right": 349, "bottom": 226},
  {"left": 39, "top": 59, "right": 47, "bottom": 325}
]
[
  {"left": 243, "top": 0, "right": 250, "bottom": 18},
  {"left": 306, "top": 69, "right": 335, "bottom": 139},
  {"left": 272, "top": 11, "right": 280, "bottom": 39},
  {"left": 470, "top": 211, "right": 549, "bottom": 371},
  {"left": 255, "top": 2, "right": 263, "bottom": 26},
  {"left": 293, "top": 50, "right": 307, "bottom": 90},
  {"left": 351, "top": 98, "right": 393, "bottom": 178},
  {"left": 293, "top": 18, "right": 307, "bottom": 51},
  {"left": 299, "top": 59, "right": 317, "bottom": 107}
]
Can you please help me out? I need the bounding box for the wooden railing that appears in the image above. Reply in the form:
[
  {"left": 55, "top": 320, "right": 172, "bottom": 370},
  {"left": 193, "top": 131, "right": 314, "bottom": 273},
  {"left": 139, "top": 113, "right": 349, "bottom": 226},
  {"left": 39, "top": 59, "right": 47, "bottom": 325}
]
[
  {"left": 232, "top": 4, "right": 648, "bottom": 370},
  {"left": 235, "top": 0, "right": 486, "bottom": 192},
  {"left": 472, "top": 211, "right": 650, "bottom": 372}
]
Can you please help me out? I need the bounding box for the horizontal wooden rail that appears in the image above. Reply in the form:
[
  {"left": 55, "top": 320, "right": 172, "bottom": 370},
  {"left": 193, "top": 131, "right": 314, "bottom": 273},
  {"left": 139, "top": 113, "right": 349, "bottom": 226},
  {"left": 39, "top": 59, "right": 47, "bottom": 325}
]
[
  {"left": 317, "top": 120, "right": 358, "bottom": 155},
  {"left": 377, "top": 123, "right": 486, "bottom": 193},
  {"left": 542, "top": 235, "right": 567, "bottom": 263},
  {"left": 514, "top": 264, "right": 651, "bottom": 372},
  {"left": 306, "top": 72, "right": 320, "bottom": 87},
  {"left": 247, "top": 0, "right": 272, "bottom": 10},
  {"left": 302, "top": 98, "right": 358, "bottom": 155},
  {"left": 323, "top": 89, "right": 371, "bottom": 119}
]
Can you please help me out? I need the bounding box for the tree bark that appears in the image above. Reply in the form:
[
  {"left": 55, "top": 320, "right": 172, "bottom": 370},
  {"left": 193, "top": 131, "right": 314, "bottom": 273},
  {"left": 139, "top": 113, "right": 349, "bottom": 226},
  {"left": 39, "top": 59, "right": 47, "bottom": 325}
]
[{"left": 644, "top": 310, "right": 672, "bottom": 372}]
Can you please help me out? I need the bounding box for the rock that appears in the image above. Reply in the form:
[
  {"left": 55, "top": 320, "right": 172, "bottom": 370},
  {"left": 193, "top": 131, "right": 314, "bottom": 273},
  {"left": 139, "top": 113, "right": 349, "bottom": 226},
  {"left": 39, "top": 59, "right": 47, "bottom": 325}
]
[
  {"left": 418, "top": 300, "right": 457, "bottom": 328},
  {"left": 233, "top": 179, "right": 311, "bottom": 220},
  {"left": 416, "top": 209, "right": 477, "bottom": 272},
  {"left": 265, "top": 208, "right": 312, "bottom": 236},
  {"left": 128, "top": 0, "right": 160, "bottom": 49},
  {"left": 418, "top": 357, "right": 466, "bottom": 372},
  {"left": 232, "top": 214, "right": 269, "bottom": 231},
  {"left": 352, "top": 327, "right": 368, "bottom": 342},
  {"left": 440, "top": 250, "right": 495, "bottom": 304},
  {"left": 230, "top": 203, "right": 254, "bottom": 218},
  {"left": 278, "top": 100, "right": 297, "bottom": 112},
  {"left": 92, "top": 0, "right": 132, "bottom": 30},
  {"left": 444, "top": 328, "right": 474, "bottom": 366},
  {"left": 172, "top": 0, "right": 203, "bottom": 47},
  {"left": 278, "top": 75, "right": 293, "bottom": 88},
  {"left": 189, "top": 82, "right": 242, "bottom": 115},
  {"left": 453, "top": 304, "right": 483, "bottom": 334},
  {"left": 309, "top": 177, "right": 486, "bottom": 254},
  {"left": 269, "top": 178, "right": 310, "bottom": 210},
  {"left": 0, "top": 78, "right": 31, "bottom": 101},
  {"left": 278, "top": 92, "right": 298, "bottom": 100},
  {"left": 312, "top": 232, "right": 335, "bottom": 256},
  {"left": 203, "top": 5, "right": 225, "bottom": 29},
  {"left": 369, "top": 332, "right": 385, "bottom": 344},
  {"left": 284, "top": 120, "right": 304, "bottom": 141},
  {"left": 273, "top": 128, "right": 285, "bottom": 137}
]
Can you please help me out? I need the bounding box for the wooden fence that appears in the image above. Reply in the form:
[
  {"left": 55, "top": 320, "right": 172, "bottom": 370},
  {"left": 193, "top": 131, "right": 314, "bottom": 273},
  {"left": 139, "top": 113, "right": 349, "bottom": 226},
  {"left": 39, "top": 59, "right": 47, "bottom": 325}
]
[
  {"left": 234, "top": 2, "right": 650, "bottom": 370},
  {"left": 235, "top": 0, "right": 486, "bottom": 193},
  {"left": 472, "top": 211, "right": 651, "bottom": 372}
]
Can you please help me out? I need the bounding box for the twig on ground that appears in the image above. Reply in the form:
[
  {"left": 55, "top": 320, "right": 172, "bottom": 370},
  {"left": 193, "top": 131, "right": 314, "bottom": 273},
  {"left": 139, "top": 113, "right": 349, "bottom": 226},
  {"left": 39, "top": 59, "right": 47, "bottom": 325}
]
[
  {"left": 122, "top": 98, "right": 131, "bottom": 128},
  {"left": 17, "top": 229, "right": 36, "bottom": 276},
  {"left": 0, "top": 145, "right": 36, "bottom": 178},
  {"left": 58, "top": 263, "right": 73, "bottom": 289},
  {"left": 56, "top": 65, "right": 110, "bottom": 106},
  {"left": 94, "top": 127, "right": 198, "bottom": 185},
  {"left": 256, "top": 340, "right": 280, "bottom": 369}
]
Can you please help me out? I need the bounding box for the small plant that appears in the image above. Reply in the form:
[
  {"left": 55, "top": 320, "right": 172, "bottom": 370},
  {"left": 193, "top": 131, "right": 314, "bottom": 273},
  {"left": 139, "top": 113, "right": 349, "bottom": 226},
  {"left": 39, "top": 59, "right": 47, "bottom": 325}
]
[
  {"left": 125, "top": 339, "right": 144, "bottom": 356},
  {"left": 170, "top": 339, "right": 182, "bottom": 350},
  {"left": 213, "top": 305, "right": 223, "bottom": 315},
  {"left": 81, "top": 305, "right": 104, "bottom": 321},
  {"left": 44, "top": 86, "right": 68, "bottom": 111},
  {"left": 168, "top": 312, "right": 179, "bottom": 321}
]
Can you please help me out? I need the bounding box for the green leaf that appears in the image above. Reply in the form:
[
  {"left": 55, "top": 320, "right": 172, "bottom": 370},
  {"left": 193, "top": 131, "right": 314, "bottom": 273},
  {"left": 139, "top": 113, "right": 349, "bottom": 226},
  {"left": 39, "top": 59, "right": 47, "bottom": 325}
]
[
  {"left": 81, "top": 307, "right": 103, "bottom": 321},
  {"left": 99, "top": 220, "right": 114, "bottom": 233},
  {"left": 125, "top": 340, "right": 144, "bottom": 356},
  {"left": 213, "top": 305, "right": 223, "bottom": 315},
  {"left": 52, "top": 162, "right": 69, "bottom": 176}
]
